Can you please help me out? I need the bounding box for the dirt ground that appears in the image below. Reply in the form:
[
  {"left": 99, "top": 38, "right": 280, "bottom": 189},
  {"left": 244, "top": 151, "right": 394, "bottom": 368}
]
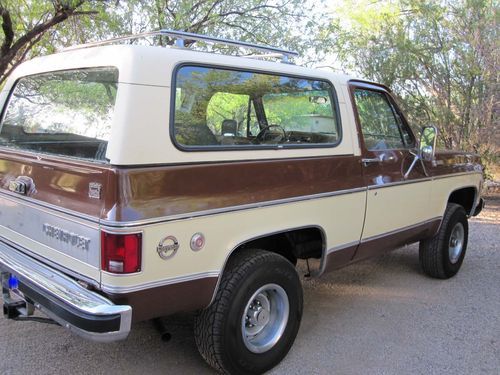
[{"left": 0, "top": 197, "right": 498, "bottom": 375}]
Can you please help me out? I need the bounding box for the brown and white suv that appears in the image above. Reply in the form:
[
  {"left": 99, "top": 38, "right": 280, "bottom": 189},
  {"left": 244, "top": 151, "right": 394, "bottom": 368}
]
[{"left": 0, "top": 30, "right": 484, "bottom": 374}]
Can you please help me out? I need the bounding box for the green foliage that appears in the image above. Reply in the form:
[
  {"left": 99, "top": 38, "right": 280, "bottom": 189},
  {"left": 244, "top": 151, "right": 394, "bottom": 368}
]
[
  {"left": 206, "top": 92, "right": 250, "bottom": 135},
  {"left": 0, "top": 1, "right": 113, "bottom": 85},
  {"left": 263, "top": 92, "right": 333, "bottom": 129},
  {"left": 4, "top": 68, "right": 117, "bottom": 139},
  {"left": 323, "top": 0, "right": 498, "bottom": 175},
  {"left": 0, "top": 1, "right": 497, "bottom": 174},
  {"left": 0, "top": 0, "right": 326, "bottom": 86}
]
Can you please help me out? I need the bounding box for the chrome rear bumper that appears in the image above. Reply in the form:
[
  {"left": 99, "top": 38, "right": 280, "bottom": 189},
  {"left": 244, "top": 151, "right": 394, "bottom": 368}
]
[{"left": 0, "top": 240, "right": 131, "bottom": 342}]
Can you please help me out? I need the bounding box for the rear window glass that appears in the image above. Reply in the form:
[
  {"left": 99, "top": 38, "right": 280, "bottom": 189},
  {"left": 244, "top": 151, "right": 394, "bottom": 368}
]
[
  {"left": 0, "top": 67, "right": 118, "bottom": 162},
  {"left": 173, "top": 66, "right": 340, "bottom": 149}
]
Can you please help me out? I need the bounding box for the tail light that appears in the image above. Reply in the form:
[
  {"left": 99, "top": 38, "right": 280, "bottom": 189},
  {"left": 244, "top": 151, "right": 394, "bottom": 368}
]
[{"left": 101, "top": 231, "right": 142, "bottom": 274}]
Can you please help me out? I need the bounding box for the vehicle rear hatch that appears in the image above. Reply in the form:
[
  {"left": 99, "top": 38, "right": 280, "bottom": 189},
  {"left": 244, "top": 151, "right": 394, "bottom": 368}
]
[{"left": 0, "top": 67, "right": 119, "bottom": 284}]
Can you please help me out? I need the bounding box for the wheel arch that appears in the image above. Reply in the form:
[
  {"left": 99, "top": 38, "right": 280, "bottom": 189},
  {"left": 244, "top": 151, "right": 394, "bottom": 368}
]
[
  {"left": 208, "top": 225, "right": 327, "bottom": 305},
  {"left": 447, "top": 185, "right": 478, "bottom": 216}
]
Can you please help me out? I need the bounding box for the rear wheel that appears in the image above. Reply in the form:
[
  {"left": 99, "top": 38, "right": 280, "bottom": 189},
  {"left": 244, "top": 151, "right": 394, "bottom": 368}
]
[
  {"left": 419, "top": 203, "right": 469, "bottom": 279},
  {"left": 194, "top": 249, "right": 303, "bottom": 374}
]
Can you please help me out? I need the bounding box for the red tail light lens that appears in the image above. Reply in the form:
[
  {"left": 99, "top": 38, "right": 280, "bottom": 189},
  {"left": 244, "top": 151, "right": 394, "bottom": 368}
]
[{"left": 101, "top": 232, "right": 142, "bottom": 274}]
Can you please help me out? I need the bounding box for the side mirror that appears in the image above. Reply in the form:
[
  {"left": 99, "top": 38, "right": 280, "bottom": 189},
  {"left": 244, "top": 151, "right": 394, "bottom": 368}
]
[
  {"left": 404, "top": 125, "right": 438, "bottom": 179},
  {"left": 419, "top": 126, "right": 437, "bottom": 162}
]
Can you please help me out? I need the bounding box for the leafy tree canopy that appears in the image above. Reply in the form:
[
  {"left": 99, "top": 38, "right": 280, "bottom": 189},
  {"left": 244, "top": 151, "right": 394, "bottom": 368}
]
[
  {"left": 0, "top": 0, "right": 497, "bottom": 175},
  {"left": 323, "top": 0, "right": 498, "bottom": 174},
  {"left": 0, "top": 0, "right": 325, "bottom": 85}
]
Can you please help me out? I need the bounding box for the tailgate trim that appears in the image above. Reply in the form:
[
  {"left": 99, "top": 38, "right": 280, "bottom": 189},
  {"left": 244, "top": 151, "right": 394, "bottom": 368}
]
[
  {"left": 0, "top": 189, "right": 100, "bottom": 224},
  {"left": 0, "top": 193, "right": 101, "bottom": 268}
]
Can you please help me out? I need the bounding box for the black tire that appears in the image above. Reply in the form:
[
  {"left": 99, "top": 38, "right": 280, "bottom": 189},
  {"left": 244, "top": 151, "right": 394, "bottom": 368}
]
[
  {"left": 194, "top": 249, "right": 303, "bottom": 375},
  {"left": 419, "top": 203, "right": 469, "bottom": 279}
]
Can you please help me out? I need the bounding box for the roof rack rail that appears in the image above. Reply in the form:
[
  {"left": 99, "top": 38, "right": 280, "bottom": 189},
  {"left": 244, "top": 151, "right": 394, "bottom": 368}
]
[{"left": 62, "top": 29, "right": 299, "bottom": 63}]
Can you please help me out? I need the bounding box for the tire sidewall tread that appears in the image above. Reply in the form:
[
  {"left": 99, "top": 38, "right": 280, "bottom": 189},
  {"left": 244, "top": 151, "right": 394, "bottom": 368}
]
[
  {"left": 194, "top": 249, "right": 303, "bottom": 375},
  {"left": 419, "top": 203, "right": 469, "bottom": 279}
]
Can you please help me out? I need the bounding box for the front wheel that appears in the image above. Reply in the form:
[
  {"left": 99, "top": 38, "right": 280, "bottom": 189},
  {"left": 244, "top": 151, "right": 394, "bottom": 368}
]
[
  {"left": 419, "top": 203, "right": 469, "bottom": 279},
  {"left": 194, "top": 249, "right": 303, "bottom": 374}
]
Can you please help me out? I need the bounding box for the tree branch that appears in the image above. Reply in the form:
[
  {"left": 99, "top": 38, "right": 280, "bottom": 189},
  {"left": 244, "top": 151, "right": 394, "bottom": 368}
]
[
  {"left": 10, "top": 2, "right": 85, "bottom": 55},
  {"left": 0, "top": 5, "right": 14, "bottom": 57},
  {"left": 0, "top": 31, "right": 45, "bottom": 86},
  {"left": 73, "top": 10, "right": 99, "bottom": 16},
  {"left": 0, "top": 1, "right": 101, "bottom": 84}
]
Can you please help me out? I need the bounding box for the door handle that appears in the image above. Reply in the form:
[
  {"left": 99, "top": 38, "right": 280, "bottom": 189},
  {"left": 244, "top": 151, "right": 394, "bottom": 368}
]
[
  {"left": 361, "top": 155, "right": 396, "bottom": 166},
  {"left": 361, "top": 158, "right": 381, "bottom": 166}
]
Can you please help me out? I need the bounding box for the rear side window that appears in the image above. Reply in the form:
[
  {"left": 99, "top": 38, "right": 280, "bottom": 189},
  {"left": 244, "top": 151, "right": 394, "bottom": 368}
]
[
  {"left": 0, "top": 67, "right": 118, "bottom": 162},
  {"left": 173, "top": 65, "right": 340, "bottom": 149}
]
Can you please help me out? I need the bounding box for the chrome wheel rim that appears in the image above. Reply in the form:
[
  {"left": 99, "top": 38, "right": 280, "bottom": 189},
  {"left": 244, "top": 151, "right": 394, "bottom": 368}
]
[
  {"left": 448, "top": 222, "right": 465, "bottom": 264},
  {"left": 241, "top": 283, "right": 289, "bottom": 353}
]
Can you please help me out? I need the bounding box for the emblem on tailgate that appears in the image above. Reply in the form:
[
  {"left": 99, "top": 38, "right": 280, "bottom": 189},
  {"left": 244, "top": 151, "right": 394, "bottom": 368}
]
[
  {"left": 8, "top": 180, "right": 27, "bottom": 195},
  {"left": 8, "top": 175, "right": 35, "bottom": 195},
  {"left": 42, "top": 223, "right": 91, "bottom": 251},
  {"left": 88, "top": 182, "right": 102, "bottom": 199}
]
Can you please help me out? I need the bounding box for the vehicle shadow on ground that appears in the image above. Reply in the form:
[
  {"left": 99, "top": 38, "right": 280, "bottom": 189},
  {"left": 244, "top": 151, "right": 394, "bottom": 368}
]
[
  {"left": 144, "top": 245, "right": 426, "bottom": 374},
  {"left": 0, "top": 245, "right": 440, "bottom": 375}
]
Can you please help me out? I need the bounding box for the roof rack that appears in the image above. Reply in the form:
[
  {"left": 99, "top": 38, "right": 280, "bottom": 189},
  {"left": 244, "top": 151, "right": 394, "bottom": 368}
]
[{"left": 62, "top": 29, "right": 299, "bottom": 63}]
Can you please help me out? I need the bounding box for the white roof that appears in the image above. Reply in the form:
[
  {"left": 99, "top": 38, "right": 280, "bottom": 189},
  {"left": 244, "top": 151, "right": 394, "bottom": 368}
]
[
  {"left": 8, "top": 44, "right": 355, "bottom": 87},
  {"left": 1, "top": 44, "right": 364, "bottom": 165}
]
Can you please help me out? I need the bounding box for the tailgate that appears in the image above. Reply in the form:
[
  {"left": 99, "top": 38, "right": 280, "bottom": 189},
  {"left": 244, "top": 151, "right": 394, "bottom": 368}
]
[{"left": 0, "top": 150, "right": 112, "bottom": 284}]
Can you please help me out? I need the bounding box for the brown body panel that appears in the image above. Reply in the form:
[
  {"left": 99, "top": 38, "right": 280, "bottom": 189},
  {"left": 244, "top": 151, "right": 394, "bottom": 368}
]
[
  {"left": 0, "top": 147, "right": 477, "bottom": 224},
  {"left": 353, "top": 218, "right": 441, "bottom": 261},
  {"left": 106, "top": 155, "right": 364, "bottom": 222},
  {"left": 323, "top": 218, "right": 441, "bottom": 272},
  {"left": 0, "top": 148, "right": 111, "bottom": 218},
  {"left": 105, "top": 277, "right": 218, "bottom": 322},
  {"left": 432, "top": 151, "right": 480, "bottom": 176},
  {"left": 322, "top": 245, "right": 358, "bottom": 273},
  {"left": 1, "top": 149, "right": 364, "bottom": 222}
]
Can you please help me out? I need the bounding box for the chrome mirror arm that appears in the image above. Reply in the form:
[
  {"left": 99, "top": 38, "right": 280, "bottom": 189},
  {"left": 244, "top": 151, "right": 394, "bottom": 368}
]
[
  {"left": 404, "top": 151, "right": 420, "bottom": 179},
  {"left": 420, "top": 156, "right": 429, "bottom": 177},
  {"left": 404, "top": 149, "right": 429, "bottom": 179}
]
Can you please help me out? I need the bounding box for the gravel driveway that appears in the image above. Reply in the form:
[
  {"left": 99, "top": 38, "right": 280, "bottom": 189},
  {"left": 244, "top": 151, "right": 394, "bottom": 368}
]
[{"left": 1, "top": 198, "right": 498, "bottom": 375}]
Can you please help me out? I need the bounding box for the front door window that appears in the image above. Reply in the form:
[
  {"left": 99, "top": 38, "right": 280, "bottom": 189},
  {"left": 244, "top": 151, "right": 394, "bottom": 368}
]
[{"left": 353, "top": 89, "right": 413, "bottom": 150}]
